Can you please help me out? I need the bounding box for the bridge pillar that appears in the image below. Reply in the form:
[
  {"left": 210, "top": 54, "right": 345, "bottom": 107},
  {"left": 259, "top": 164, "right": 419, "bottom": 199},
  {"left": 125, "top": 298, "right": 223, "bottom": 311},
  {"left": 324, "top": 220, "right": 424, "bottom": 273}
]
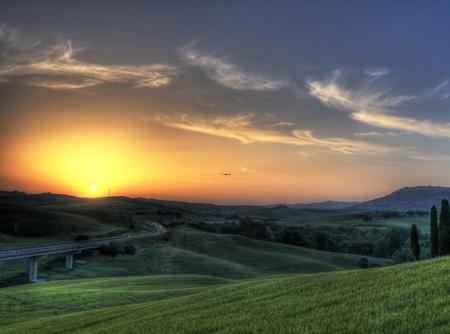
[
  {"left": 29, "top": 257, "right": 38, "bottom": 283},
  {"left": 65, "top": 253, "right": 74, "bottom": 270}
]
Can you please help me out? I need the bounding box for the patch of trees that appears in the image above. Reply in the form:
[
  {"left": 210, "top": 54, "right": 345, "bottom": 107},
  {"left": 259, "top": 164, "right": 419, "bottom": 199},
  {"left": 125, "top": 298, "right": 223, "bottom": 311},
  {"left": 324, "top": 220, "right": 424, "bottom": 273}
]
[
  {"left": 193, "top": 218, "right": 408, "bottom": 259},
  {"left": 99, "top": 243, "right": 137, "bottom": 257},
  {"left": 367, "top": 210, "right": 428, "bottom": 219},
  {"left": 390, "top": 199, "right": 450, "bottom": 263},
  {"left": 157, "top": 209, "right": 183, "bottom": 219},
  {"left": 410, "top": 224, "right": 420, "bottom": 260}
]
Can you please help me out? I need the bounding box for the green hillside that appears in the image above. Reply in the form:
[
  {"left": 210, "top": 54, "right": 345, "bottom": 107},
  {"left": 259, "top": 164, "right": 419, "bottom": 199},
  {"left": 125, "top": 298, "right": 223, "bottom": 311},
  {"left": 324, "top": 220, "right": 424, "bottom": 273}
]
[
  {"left": 0, "top": 227, "right": 388, "bottom": 285},
  {"left": 0, "top": 275, "right": 230, "bottom": 327},
  {"left": 1, "top": 257, "right": 450, "bottom": 333}
]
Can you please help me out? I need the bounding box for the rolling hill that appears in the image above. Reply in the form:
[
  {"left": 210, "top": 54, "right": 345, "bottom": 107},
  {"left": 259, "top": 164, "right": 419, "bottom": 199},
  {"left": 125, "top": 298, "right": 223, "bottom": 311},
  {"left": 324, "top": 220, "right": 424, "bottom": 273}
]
[
  {"left": 355, "top": 186, "right": 450, "bottom": 211},
  {"left": 1, "top": 257, "right": 449, "bottom": 333},
  {"left": 0, "top": 227, "right": 389, "bottom": 285}
]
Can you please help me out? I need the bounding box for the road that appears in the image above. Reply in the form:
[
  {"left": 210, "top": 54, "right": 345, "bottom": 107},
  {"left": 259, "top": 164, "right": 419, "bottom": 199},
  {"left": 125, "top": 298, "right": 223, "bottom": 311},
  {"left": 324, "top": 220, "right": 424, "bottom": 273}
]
[{"left": 0, "top": 223, "right": 166, "bottom": 262}]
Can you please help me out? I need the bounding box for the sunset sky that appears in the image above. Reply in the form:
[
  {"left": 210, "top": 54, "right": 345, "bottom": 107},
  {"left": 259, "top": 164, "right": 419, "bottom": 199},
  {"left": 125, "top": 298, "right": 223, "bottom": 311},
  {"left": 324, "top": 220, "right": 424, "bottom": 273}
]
[{"left": 1, "top": 1, "right": 450, "bottom": 204}]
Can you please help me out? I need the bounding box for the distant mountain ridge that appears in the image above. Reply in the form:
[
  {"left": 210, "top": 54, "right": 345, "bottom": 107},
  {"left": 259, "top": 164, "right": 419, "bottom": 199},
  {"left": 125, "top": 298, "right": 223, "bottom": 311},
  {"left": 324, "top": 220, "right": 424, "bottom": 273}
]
[
  {"left": 354, "top": 186, "right": 450, "bottom": 211},
  {"left": 2, "top": 186, "right": 450, "bottom": 212},
  {"left": 286, "top": 201, "right": 360, "bottom": 210}
]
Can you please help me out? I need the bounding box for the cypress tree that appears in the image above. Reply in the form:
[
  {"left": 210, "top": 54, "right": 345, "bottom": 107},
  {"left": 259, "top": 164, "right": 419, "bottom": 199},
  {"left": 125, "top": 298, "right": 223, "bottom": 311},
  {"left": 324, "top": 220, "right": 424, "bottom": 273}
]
[
  {"left": 410, "top": 224, "right": 420, "bottom": 260},
  {"left": 438, "top": 199, "right": 450, "bottom": 256},
  {"left": 430, "top": 205, "right": 438, "bottom": 257}
]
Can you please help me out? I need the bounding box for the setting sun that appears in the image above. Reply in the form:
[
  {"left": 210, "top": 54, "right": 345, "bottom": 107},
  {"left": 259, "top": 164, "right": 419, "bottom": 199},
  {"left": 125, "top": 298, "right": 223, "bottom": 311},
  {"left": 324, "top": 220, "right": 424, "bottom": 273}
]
[{"left": 89, "top": 185, "right": 98, "bottom": 192}]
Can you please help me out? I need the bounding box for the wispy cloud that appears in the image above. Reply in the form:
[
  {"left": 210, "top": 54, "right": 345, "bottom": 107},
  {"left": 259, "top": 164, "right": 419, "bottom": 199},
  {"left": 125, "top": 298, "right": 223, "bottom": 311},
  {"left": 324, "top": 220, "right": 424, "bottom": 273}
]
[
  {"left": 409, "top": 153, "right": 450, "bottom": 162},
  {"left": 364, "top": 67, "right": 391, "bottom": 77},
  {"left": 179, "top": 43, "right": 291, "bottom": 91},
  {"left": 352, "top": 112, "right": 450, "bottom": 138},
  {"left": 296, "top": 151, "right": 314, "bottom": 157},
  {"left": 0, "top": 24, "right": 179, "bottom": 90},
  {"left": 354, "top": 131, "right": 409, "bottom": 137},
  {"left": 272, "top": 121, "right": 296, "bottom": 128},
  {"left": 25, "top": 77, "right": 101, "bottom": 90},
  {"left": 149, "top": 113, "right": 395, "bottom": 155},
  {"left": 308, "top": 72, "right": 450, "bottom": 138}
]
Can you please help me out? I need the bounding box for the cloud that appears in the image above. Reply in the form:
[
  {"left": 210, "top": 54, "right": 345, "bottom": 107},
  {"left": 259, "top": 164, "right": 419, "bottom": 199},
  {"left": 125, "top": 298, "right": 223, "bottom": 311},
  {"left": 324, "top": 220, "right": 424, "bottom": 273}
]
[
  {"left": 26, "top": 77, "right": 101, "bottom": 90},
  {"left": 364, "top": 67, "right": 391, "bottom": 77},
  {"left": 272, "top": 121, "right": 296, "bottom": 128},
  {"left": 0, "top": 23, "right": 179, "bottom": 90},
  {"left": 149, "top": 113, "right": 395, "bottom": 155},
  {"left": 352, "top": 112, "right": 450, "bottom": 138},
  {"left": 354, "top": 131, "right": 408, "bottom": 137},
  {"left": 179, "top": 44, "right": 291, "bottom": 91},
  {"left": 308, "top": 72, "right": 450, "bottom": 138},
  {"left": 409, "top": 153, "right": 450, "bottom": 162},
  {"left": 297, "top": 151, "right": 314, "bottom": 157}
]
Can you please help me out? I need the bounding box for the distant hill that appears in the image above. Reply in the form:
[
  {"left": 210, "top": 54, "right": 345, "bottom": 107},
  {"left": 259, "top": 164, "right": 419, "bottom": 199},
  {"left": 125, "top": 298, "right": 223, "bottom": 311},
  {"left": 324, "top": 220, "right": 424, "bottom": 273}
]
[
  {"left": 287, "top": 200, "right": 360, "bottom": 210},
  {"left": 355, "top": 186, "right": 450, "bottom": 211},
  {"left": 2, "top": 186, "right": 450, "bottom": 214}
]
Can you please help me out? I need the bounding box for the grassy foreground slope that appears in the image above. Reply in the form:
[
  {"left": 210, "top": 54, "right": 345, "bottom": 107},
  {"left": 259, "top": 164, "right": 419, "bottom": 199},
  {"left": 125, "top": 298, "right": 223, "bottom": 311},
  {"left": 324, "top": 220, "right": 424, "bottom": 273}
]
[
  {"left": 0, "top": 275, "right": 230, "bottom": 327},
  {"left": 2, "top": 257, "right": 450, "bottom": 334}
]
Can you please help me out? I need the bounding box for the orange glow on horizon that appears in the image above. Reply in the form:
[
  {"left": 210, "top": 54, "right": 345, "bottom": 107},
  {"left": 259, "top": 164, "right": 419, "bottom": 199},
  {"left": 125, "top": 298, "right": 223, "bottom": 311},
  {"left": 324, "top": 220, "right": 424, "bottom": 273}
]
[
  {"left": 2, "top": 125, "right": 165, "bottom": 198},
  {"left": 0, "top": 106, "right": 431, "bottom": 204}
]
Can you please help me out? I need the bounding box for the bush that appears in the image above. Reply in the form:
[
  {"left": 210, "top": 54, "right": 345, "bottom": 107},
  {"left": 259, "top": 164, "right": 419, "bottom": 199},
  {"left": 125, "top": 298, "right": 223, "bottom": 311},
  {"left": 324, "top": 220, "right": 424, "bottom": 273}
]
[
  {"left": 99, "top": 243, "right": 120, "bottom": 257},
  {"left": 123, "top": 245, "right": 136, "bottom": 255},
  {"left": 74, "top": 234, "right": 90, "bottom": 241},
  {"left": 358, "top": 257, "right": 369, "bottom": 269},
  {"left": 391, "top": 247, "right": 415, "bottom": 264}
]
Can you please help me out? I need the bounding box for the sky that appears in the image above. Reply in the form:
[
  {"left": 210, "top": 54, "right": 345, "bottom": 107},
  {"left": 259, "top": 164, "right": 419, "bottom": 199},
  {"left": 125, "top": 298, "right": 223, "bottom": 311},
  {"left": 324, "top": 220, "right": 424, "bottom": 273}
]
[{"left": 1, "top": 1, "right": 450, "bottom": 204}]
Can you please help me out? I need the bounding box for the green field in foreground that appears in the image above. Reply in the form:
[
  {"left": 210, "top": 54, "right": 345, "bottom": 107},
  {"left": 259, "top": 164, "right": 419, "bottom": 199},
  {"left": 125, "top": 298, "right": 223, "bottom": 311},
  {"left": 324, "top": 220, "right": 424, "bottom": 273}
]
[
  {"left": 0, "top": 275, "right": 230, "bottom": 327},
  {"left": 0, "top": 227, "right": 389, "bottom": 285},
  {"left": 1, "top": 257, "right": 450, "bottom": 334}
]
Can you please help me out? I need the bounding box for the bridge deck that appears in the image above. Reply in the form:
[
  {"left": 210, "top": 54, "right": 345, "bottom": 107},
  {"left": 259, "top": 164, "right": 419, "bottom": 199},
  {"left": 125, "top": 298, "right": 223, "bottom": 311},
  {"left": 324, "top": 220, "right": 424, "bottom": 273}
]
[{"left": 0, "top": 224, "right": 165, "bottom": 261}]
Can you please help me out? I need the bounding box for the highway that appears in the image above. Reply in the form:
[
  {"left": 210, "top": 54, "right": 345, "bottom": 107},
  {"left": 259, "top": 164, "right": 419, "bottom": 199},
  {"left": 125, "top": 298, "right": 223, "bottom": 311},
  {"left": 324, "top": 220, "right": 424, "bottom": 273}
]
[{"left": 0, "top": 223, "right": 165, "bottom": 261}]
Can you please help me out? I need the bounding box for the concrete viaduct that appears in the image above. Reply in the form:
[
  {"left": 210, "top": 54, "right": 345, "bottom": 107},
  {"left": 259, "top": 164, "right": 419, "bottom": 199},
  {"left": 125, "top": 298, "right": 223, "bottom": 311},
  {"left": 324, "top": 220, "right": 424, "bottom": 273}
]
[{"left": 0, "top": 223, "right": 165, "bottom": 282}]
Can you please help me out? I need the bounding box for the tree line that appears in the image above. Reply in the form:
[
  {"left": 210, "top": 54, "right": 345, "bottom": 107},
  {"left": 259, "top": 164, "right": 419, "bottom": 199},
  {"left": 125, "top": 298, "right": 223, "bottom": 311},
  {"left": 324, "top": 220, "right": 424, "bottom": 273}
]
[{"left": 193, "top": 217, "right": 408, "bottom": 259}]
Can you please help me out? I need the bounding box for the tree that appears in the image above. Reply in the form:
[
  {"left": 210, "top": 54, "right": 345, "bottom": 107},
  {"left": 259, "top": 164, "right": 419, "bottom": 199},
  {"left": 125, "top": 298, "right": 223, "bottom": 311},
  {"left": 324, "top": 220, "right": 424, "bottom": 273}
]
[
  {"left": 386, "top": 230, "right": 402, "bottom": 257},
  {"left": 410, "top": 224, "right": 420, "bottom": 260},
  {"left": 263, "top": 226, "right": 274, "bottom": 241},
  {"left": 438, "top": 199, "right": 450, "bottom": 255},
  {"left": 430, "top": 205, "right": 438, "bottom": 257}
]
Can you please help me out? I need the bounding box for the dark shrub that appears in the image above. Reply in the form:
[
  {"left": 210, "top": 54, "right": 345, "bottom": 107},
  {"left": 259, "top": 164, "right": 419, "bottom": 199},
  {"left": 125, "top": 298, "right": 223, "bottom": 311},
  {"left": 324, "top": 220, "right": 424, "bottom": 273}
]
[
  {"left": 358, "top": 257, "right": 369, "bottom": 269},
  {"left": 99, "top": 243, "right": 120, "bottom": 256},
  {"left": 74, "top": 234, "right": 90, "bottom": 241},
  {"left": 124, "top": 245, "right": 136, "bottom": 255}
]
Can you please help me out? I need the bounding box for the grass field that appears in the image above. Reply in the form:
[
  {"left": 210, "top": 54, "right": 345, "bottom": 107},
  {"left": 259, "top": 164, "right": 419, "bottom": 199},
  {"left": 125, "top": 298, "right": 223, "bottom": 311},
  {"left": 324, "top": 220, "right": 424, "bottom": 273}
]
[
  {"left": 0, "top": 227, "right": 389, "bottom": 285},
  {"left": 0, "top": 274, "right": 230, "bottom": 327},
  {"left": 1, "top": 257, "right": 450, "bottom": 333}
]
